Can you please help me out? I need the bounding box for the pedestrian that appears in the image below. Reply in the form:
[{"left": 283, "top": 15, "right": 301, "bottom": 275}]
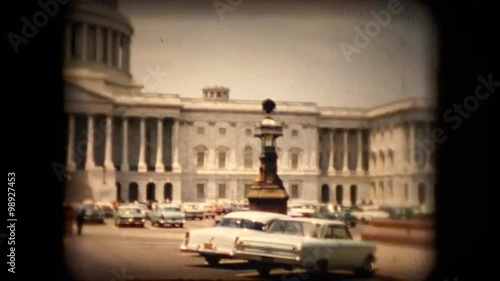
[
  {"left": 64, "top": 204, "right": 75, "bottom": 235},
  {"left": 75, "top": 207, "right": 85, "bottom": 236}
]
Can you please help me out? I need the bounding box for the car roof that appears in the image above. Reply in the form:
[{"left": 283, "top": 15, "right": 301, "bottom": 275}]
[
  {"left": 223, "top": 211, "right": 289, "bottom": 222},
  {"left": 277, "top": 217, "right": 346, "bottom": 226}
]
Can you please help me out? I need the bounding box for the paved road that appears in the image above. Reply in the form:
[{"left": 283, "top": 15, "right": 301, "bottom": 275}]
[{"left": 64, "top": 218, "right": 429, "bottom": 281}]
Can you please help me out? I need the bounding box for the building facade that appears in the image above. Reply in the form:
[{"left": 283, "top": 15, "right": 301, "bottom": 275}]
[{"left": 63, "top": 0, "right": 435, "bottom": 210}]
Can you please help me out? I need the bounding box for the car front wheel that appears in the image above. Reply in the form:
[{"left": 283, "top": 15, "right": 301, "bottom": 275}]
[{"left": 355, "top": 256, "right": 375, "bottom": 278}]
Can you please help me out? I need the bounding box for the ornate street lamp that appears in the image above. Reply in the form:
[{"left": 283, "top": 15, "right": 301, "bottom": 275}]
[{"left": 247, "top": 99, "right": 289, "bottom": 214}]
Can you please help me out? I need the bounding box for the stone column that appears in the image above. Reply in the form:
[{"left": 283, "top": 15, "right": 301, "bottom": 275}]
[
  {"left": 308, "top": 126, "right": 318, "bottom": 170},
  {"left": 342, "top": 185, "right": 350, "bottom": 207},
  {"left": 172, "top": 179, "right": 182, "bottom": 204},
  {"left": 281, "top": 147, "right": 289, "bottom": 170},
  {"left": 328, "top": 129, "right": 335, "bottom": 173},
  {"left": 172, "top": 119, "right": 181, "bottom": 171},
  {"left": 81, "top": 23, "right": 88, "bottom": 61},
  {"left": 409, "top": 122, "right": 416, "bottom": 171},
  {"left": 356, "top": 129, "right": 363, "bottom": 173},
  {"left": 104, "top": 116, "right": 114, "bottom": 169},
  {"left": 106, "top": 29, "right": 113, "bottom": 66},
  {"left": 157, "top": 182, "right": 165, "bottom": 202},
  {"left": 208, "top": 148, "right": 215, "bottom": 170},
  {"left": 230, "top": 148, "right": 237, "bottom": 170},
  {"left": 121, "top": 118, "right": 129, "bottom": 171},
  {"left": 155, "top": 118, "right": 164, "bottom": 172},
  {"left": 342, "top": 129, "right": 349, "bottom": 173},
  {"left": 138, "top": 118, "right": 147, "bottom": 172},
  {"left": 85, "top": 115, "right": 95, "bottom": 169},
  {"left": 67, "top": 114, "right": 76, "bottom": 171},
  {"left": 65, "top": 23, "right": 72, "bottom": 62},
  {"left": 95, "top": 26, "right": 103, "bottom": 63}
]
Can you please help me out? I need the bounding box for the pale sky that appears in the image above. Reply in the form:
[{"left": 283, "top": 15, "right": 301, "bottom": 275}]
[{"left": 119, "top": 0, "right": 438, "bottom": 108}]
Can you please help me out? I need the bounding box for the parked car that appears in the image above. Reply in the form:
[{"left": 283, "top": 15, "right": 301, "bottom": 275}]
[
  {"left": 114, "top": 205, "right": 146, "bottom": 227},
  {"left": 312, "top": 211, "right": 358, "bottom": 227},
  {"left": 182, "top": 203, "right": 204, "bottom": 220},
  {"left": 180, "top": 211, "right": 288, "bottom": 266},
  {"left": 231, "top": 203, "right": 249, "bottom": 212},
  {"left": 350, "top": 205, "right": 389, "bottom": 223},
  {"left": 288, "top": 204, "right": 316, "bottom": 217},
  {"left": 149, "top": 204, "right": 186, "bottom": 227},
  {"left": 287, "top": 207, "right": 305, "bottom": 217},
  {"left": 80, "top": 203, "right": 105, "bottom": 223},
  {"left": 233, "top": 217, "right": 376, "bottom": 277},
  {"left": 95, "top": 202, "right": 115, "bottom": 218},
  {"left": 200, "top": 203, "right": 217, "bottom": 219}
]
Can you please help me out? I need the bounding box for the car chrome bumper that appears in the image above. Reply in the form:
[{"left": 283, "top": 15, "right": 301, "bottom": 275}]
[
  {"left": 180, "top": 244, "right": 234, "bottom": 258},
  {"left": 233, "top": 252, "right": 299, "bottom": 265}
]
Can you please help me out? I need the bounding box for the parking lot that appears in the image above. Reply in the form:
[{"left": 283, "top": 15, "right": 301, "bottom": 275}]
[{"left": 64, "top": 216, "right": 433, "bottom": 281}]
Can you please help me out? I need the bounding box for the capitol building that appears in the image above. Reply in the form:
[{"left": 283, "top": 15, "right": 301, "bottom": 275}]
[{"left": 63, "top": 0, "right": 435, "bottom": 210}]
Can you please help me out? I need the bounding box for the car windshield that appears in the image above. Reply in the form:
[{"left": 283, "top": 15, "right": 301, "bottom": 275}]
[
  {"left": 162, "top": 207, "right": 181, "bottom": 212},
  {"left": 216, "top": 218, "right": 265, "bottom": 230},
  {"left": 266, "top": 220, "right": 320, "bottom": 237}
]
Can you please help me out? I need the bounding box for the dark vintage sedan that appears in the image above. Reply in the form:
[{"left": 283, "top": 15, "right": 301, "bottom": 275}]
[
  {"left": 79, "top": 204, "right": 105, "bottom": 224},
  {"left": 114, "top": 205, "right": 146, "bottom": 227},
  {"left": 312, "top": 211, "right": 358, "bottom": 227}
]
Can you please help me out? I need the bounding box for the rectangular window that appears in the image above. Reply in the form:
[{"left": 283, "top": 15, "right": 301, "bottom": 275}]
[
  {"left": 218, "top": 184, "right": 226, "bottom": 199},
  {"left": 291, "top": 184, "right": 299, "bottom": 198},
  {"left": 291, "top": 153, "right": 299, "bottom": 169},
  {"left": 291, "top": 129, "right": 299, "bottom": 137},
  {"left": 219, "top": 128, "right": 226, "bottom": 135},
  {"left": 196, "top": 184, "right": 205, "bottom": 200},
  {"left": 197, "top": 152, "right": 204, "bottom": 168},
  {"left": 197, "top": 127, "right": 205, "bottom": 134},
  {"left": 218, "top": 152, "right": 226, "bottom": 168}
]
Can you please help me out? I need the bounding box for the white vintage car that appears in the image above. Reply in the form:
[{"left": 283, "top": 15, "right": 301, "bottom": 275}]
[
  {"left": 179, "top": 211, "right": 288, "bottom": 266},
  {"left": 233, "top": 217, "right": 377, "bottom": 277},
  {"left": 350, "top": 205, "right": 390, "bottom": 223}
]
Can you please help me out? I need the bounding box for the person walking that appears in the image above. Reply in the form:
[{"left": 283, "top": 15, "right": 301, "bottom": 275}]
[
  {"left": 75, "top": 207, "right": 85, "bottom": 236},
  {"left": 64, "top": 204, "right": 75, "bottom": 236}
]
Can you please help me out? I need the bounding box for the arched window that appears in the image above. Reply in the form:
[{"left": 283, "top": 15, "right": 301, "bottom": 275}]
[{"left": 244, "top": 146, "right": 253, "bottom": 169}]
